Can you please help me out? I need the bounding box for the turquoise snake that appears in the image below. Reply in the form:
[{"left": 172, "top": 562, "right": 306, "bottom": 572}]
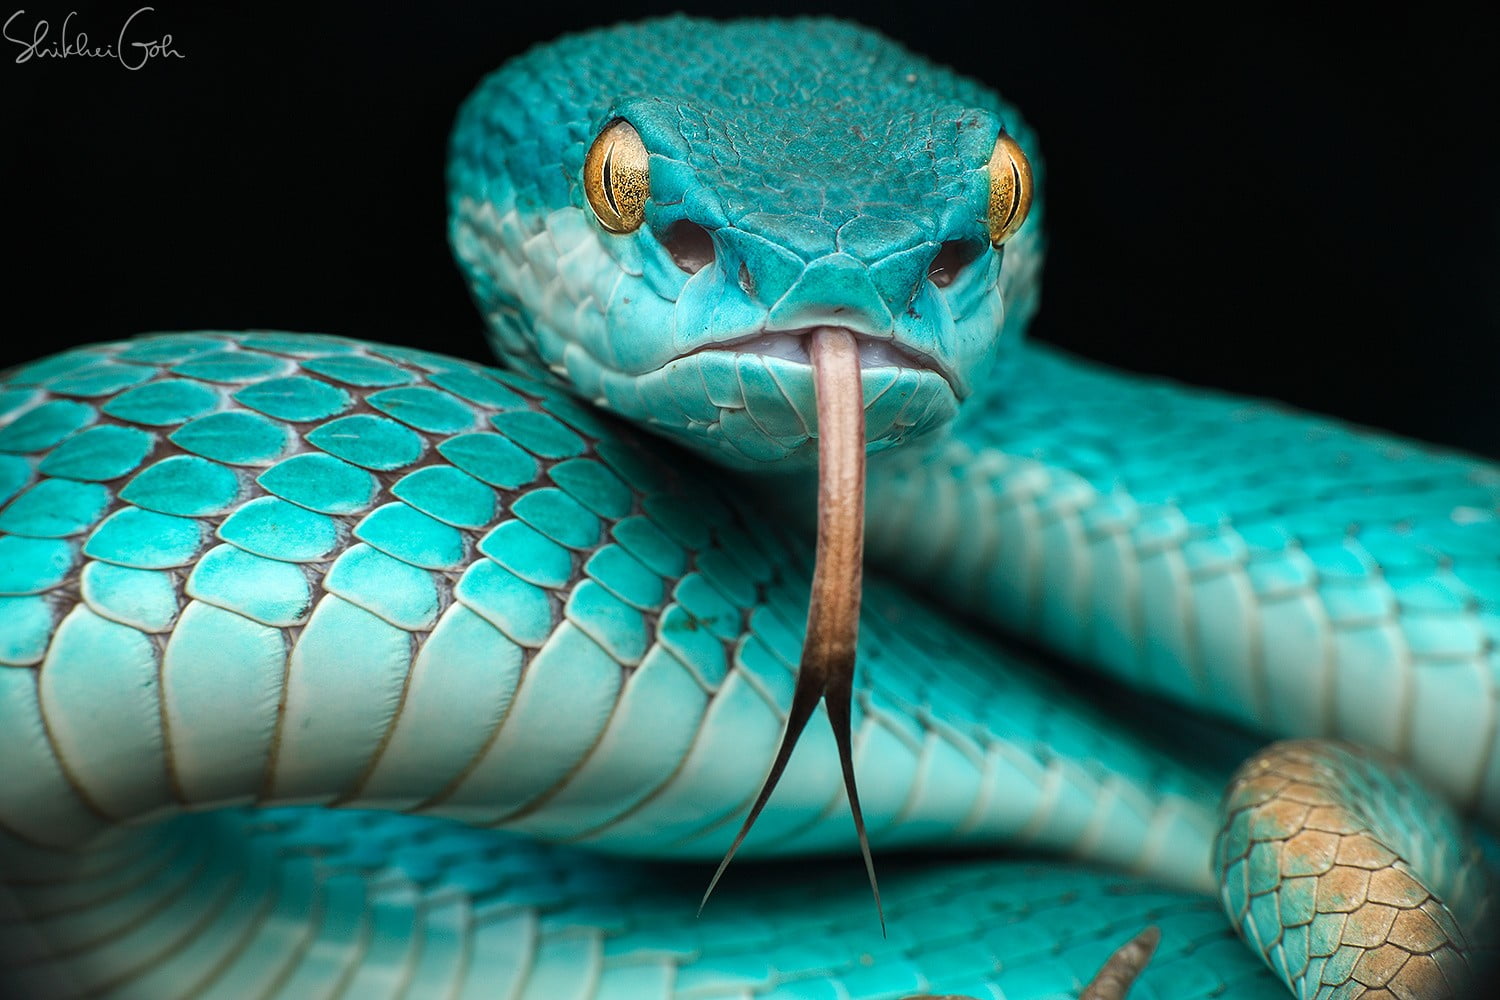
[{"left": 2, "top": 14, "right": 1498, "bottom": 999}]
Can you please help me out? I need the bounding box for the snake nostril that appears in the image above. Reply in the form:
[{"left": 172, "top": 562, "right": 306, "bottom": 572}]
[
  {"left": 664, "top": 221, "right": 716, "bottom": 275},
  {"left": 928, "top": 239, "right": 983, "bottom": 289}
]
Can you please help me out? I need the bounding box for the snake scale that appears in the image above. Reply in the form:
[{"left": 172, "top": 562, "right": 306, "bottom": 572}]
[{"left": 2, "top": 16, "right": 1497, "bottom": 1000}]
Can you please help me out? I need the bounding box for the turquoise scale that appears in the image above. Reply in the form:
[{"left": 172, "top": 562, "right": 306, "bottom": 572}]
[
  {"left": 392, "top": 465, "right": 497, "bottom": 527},
  {"left": 104, "top": 378, "right": 222, "bottom": 425},
  {"left": 481, "top": 518, "right": 574, "bottom": 587},
  {"left": 169, "top": 410, "right": 291, "bottom": 465},
  {"left": 439, "top": 431, "right": 541, "bottom": 488},
  {"left": 0, "top": 479, "right": 111, "bottom": 537},
  {"left": 356, "top": 502, "right": 466, "bottom": 568},
  {"left": 38, "top": 424, "right": 153, "bottom": 481},
  {"left": 218, "top": 496, "right": 341, "bottom": 562},
  {"left": 121, "top": 455, "right": 243, "bottom": 516},
  {"left": 368, "top": 384, "right": 480, "bottom": 434},
  {"left": 306, "top": 414, "right": 425, "bottom": 470},
  {"left": 256, "top": 452, "right": 379, "bottom": 514},
  {"left": 80, "top": 563, "right": 179, "bottom": 632},
  {"left": 187, "top": 544, "right": 312, "bottom": 627},
  {"left": 84, "top": 507, "right": 206, "bottom": 568},
  {"left": 232, "top": 374, "right": 352, "bottom": 421}
]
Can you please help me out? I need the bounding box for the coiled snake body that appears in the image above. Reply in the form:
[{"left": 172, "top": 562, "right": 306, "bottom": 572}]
[{"left": 1, "top": 17, "right": 1495, "bottom": 1000}]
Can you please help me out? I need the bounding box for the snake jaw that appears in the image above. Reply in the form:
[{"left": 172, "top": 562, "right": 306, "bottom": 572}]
[{"left": 700, "top": 326, "right": 883, "bottom": 928}]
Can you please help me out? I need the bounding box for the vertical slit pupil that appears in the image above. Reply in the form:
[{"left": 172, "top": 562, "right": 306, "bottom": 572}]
[
  {"left": 601, "top": 144, "right": 620, "bottom": 216},
  {"left": 998, "top": 161, "right": 1022, "bottom": 232}
]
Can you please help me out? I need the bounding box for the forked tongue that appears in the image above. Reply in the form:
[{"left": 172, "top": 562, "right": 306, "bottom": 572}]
[{"left": 699, "top": 326, "right": 883, "bottom": 930}]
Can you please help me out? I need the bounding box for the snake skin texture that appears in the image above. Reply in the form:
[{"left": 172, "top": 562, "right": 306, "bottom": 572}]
[
  {"left": 3, "top": 15, "right": 1497, "bottom": 1000},
  {"left": 1216, "top": 742, "right": 1489, "bottom": 998},
  {"left": 0, "top": 334, "right": 1229, "bottom": 877},
  {"left": 865, "top": 349, "right": 1500, "bottom": 821},
  {"left": 0, "top": 336, "right": 1488, "bottom": 997},
  {"left": 0, "top": 333, "right": 1272, "bottom": 998},
  {"left": 4, "top": 810, "right": 1284, "bottom": 1000}
]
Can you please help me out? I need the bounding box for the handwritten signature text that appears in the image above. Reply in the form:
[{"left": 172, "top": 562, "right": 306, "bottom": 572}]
[{"left": 4, "top": 7, "right": 183, "bottom": 69}]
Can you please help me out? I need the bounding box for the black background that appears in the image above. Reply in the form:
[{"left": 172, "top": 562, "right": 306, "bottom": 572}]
[{"left": 3, "top": 3, "right": 1497, "bottom": 456}]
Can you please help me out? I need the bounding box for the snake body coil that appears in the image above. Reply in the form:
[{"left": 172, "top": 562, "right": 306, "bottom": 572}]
[{"left": 1, "top": 17, "right": 1496, "bottom": 999}]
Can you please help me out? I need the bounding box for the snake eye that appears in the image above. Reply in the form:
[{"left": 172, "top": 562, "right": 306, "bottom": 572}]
[
  {"left": 986, "top": 132, "right": 1033, "bottom": 247},
  {"left": 584, "top": 119, "right": 650, "bottom": 234}
]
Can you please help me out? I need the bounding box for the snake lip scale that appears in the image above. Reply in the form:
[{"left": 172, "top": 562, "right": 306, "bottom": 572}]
[{"left": 678, "top": 324, "right": 952, "bottom": 386}]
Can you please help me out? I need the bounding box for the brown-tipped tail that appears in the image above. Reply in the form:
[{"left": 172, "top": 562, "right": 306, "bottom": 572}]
[{"left": 1080, "top": 927, "right": 1161, "bottom": 1000}]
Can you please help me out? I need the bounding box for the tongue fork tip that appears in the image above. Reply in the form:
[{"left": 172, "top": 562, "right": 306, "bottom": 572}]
[{"left": 699, "top": 327, "right": 880, "bottom": 928}]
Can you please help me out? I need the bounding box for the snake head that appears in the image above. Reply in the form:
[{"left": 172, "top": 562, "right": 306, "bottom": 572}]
[{"left": 448, "top": 16, "right": 1043, "bottom": 468}]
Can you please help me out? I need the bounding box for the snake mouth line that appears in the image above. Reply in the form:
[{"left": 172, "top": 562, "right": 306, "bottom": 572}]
[{"left": 680, "top": 326, "right": 955, "bottom": 391}]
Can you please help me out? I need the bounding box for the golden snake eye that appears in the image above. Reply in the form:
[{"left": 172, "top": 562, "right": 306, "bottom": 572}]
[
  {"left": 583, "top": 119, "right": 650, "bottom": 234},
  {"left": 986, "top": 133, "right": 1033, "bottom": 247}
]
